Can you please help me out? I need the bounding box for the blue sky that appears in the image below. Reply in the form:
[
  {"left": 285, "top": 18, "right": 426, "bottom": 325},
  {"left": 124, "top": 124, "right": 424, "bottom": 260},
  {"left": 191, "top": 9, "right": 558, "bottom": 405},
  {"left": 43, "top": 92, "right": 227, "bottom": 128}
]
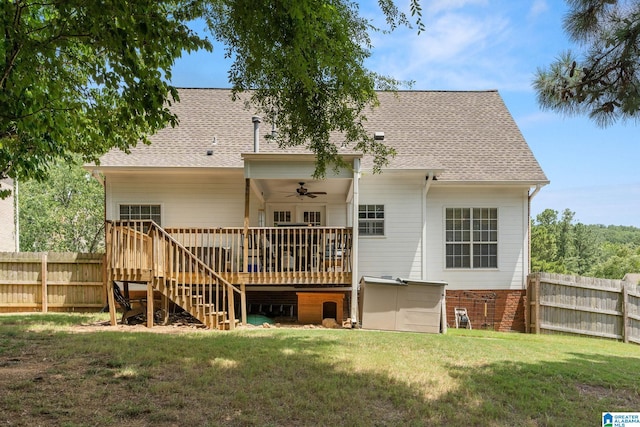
[{"left": 170, "top": 0, "right": 640, "bottom": 227}]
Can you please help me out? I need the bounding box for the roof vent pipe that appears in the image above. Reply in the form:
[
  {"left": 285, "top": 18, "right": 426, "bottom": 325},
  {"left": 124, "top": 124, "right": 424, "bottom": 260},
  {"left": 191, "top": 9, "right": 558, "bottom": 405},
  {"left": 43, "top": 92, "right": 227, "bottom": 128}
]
[{"left": 252, "top": 116, "right": 262, "bottom": 153}]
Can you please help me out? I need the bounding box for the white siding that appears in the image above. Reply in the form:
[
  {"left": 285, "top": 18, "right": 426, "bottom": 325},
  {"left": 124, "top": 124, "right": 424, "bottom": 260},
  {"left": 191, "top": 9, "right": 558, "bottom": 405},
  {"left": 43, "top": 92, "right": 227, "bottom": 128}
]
[
  {"left": 358, "top": 174, "right": 424, "bottom": 279},
  {"left": 425, "top": 186, "right": 529, "bottom": 290},
  {"left": 0, "top": 178, "right": 16, "bottom": 251},
  {"left": 106, "top": 171, "right": 351, "bottom": 228},
  {"left": 326, "top": 203, "right": 348, "bottom": 227},
  {"left": 245, "top": 160, "right": 352, "bottom": 179},
  {"left": 104, "top": 170, "right": 531, "bottom": 291},
  {"left": 106, "top": 171, "right": 245, "bottom": 227}
]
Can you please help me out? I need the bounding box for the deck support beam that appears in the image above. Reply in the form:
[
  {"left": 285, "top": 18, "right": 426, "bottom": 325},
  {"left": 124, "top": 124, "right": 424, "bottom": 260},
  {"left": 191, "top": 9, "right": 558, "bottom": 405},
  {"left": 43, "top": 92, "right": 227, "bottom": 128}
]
[
  {"left": 243, "top": 178, "right": 250, "bottom": 274},
  {"left": 161, "top": 292, "right": 169, "bottom": 325},
  {"left": 107, "top": 280, "right": 117, "bottom": 326},
  {"left": 240, "top": 282, "right": 247, "bottom": 325},
  {"left": 351, "top": 158, "right": 360, "bottom": 327},
  {"left": 146, "top": 280, "right": 154, "bottom": 328}
]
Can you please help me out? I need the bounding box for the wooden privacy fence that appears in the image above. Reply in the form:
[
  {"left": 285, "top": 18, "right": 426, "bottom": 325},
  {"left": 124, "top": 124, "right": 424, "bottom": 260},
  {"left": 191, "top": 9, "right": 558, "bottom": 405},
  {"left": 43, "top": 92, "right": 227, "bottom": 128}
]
[
  {"left": 0, "top": 252, "right": 105, "bottom": 313},
  {"left": 527, "top": 272, "right": 640, "bottom": 344}
]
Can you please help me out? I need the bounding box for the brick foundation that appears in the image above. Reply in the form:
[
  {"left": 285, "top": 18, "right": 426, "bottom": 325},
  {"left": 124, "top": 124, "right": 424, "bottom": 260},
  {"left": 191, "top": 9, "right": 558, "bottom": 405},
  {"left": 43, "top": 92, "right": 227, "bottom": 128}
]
[{"left": 445, "top": 289, "right": 526, "bottom": 332}]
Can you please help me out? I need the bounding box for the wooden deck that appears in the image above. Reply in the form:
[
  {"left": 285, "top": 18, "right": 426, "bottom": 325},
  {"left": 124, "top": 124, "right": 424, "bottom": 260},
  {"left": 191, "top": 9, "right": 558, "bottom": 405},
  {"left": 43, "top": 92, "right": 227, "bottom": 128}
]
[
  {"left": 164, "top": 226, "right": 353, "bottom": 286},
  {"left": 105, "top": 221, "right": 353, "bottom": 329}
]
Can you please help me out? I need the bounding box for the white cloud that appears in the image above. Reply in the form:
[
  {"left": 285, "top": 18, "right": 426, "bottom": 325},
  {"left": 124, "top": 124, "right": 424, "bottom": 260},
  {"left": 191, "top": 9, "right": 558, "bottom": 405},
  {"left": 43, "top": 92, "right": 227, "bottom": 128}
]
[
  {"left": 412, "top": 13, "right": 504, "bottom": 63},
  {"left": 426, "top": 0, "right": 488, "bottom": 15},
  {"left": 528, "top": 0, "right": 549, "bottom": 19},
  {"left": 367, "top": 8, "right": 538, "bottom": 91}
]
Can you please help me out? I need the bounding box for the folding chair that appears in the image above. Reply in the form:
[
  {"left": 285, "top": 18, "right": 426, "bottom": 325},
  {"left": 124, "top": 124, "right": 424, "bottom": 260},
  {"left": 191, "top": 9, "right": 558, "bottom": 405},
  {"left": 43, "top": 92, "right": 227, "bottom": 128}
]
[{"left": 454, "top": 307, "right": 472, "bottom": 329}]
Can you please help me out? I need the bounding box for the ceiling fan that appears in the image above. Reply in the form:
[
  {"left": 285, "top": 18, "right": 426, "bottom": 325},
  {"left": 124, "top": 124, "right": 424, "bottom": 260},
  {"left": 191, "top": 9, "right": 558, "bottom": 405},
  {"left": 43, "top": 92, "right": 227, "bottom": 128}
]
[{"left": 290, "top": 182, "right": 327, "bottom": 199}]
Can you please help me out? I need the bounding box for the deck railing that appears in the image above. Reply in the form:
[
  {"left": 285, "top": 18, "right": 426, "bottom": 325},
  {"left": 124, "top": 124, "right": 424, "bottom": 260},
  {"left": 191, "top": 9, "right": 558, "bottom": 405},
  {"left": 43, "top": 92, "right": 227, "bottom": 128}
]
[
  {"left": 106, "top": 220, "right": 242, "bottom": 329},
  {"left": 164, "top": 226, "right": 353, "bottom": 283}
]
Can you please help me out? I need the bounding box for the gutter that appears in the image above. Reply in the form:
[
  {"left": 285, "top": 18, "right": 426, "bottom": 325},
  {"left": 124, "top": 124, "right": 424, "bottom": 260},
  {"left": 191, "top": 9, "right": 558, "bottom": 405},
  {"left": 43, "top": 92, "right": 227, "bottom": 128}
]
[
  {"left": 526, "top": 183, "right": 546, "bottom": 279},
  {"left": 528, "top": 183, "right": 543, "bottom": 202},
  {"left": 351, "top": 157, "right": 361, "bottom": 328},
  {"left": 422, "top": 172, "right": 435, "bottom": 280}
]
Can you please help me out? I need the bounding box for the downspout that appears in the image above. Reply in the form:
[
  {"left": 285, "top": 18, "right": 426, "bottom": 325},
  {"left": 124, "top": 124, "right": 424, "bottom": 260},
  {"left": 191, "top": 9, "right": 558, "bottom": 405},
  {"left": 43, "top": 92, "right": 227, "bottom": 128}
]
[
  {"left": 527, "top": 184, "right": 543, "bottom": 276},
  {"left": 422, "top": 172, "right": 434, "bottom": 280},
  {"left": 246, "top": 116, "right": 261, "bottom": 266},
  {"left": 351, "top": 158, "right": 361, "bottom": 327}
]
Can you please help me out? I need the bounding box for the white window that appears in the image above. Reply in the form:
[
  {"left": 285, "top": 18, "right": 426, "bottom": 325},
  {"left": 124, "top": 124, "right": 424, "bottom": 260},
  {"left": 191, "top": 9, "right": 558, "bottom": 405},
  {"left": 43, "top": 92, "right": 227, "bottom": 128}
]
[
  {"left": 303, "top": 211, "right": 322, "bottom": 226},
  {"left": 359, "top": 204, "right": 384, "bottom": 236},
  {"left": 119, "top": 204, "right": 161, "bottom": 226},
  {"left": 445, "top": 208, "right": 497, "bottom": 268},
  {"left": 273, "top": 210, "right": 291, "bottom": 226}
]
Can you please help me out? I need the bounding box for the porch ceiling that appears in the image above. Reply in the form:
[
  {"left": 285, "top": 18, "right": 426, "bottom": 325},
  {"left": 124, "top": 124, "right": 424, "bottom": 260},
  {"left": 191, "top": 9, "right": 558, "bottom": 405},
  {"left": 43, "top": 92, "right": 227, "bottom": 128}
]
[{"left": 255, "top": 178, "right": 352, "bottom": 203}]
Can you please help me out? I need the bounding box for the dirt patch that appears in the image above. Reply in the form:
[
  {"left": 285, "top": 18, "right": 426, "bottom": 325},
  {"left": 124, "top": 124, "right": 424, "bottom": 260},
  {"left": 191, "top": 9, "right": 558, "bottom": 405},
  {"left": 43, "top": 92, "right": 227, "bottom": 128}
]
[
  {"left": 67, "top": 310, "right": 350, "bottom": 334},
  {"left": 576, "top": 383, "right": 639, "bottom": 407}
]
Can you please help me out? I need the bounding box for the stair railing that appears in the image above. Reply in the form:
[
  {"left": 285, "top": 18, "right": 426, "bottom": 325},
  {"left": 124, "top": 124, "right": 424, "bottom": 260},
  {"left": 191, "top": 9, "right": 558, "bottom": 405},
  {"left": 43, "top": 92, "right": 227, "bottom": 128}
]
[{"left": 106, "top": 220, "right": 241, "bottom": 329}]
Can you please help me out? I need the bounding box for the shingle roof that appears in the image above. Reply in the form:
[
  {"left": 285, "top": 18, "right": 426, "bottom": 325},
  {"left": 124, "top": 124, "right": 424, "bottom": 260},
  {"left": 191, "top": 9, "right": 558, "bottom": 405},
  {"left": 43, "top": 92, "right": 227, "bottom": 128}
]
[{"left": 98, "top": 88, "right": 548, "bottom": 183}]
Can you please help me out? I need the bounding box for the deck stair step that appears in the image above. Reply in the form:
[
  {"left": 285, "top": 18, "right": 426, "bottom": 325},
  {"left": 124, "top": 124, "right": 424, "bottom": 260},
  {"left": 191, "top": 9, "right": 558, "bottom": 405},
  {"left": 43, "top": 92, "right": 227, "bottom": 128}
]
[
  {"left": 219, "top": 319, "right": 240, "bottom": 330},
  {"left": 157, "top": 278, "right": 236, "bottom": 330},
  {"left": 176, "top": 286, "right": 191, "bottom": 296},
  {"left": 203, "top": 308, "right": 226, "bottom": 316},
  {"left": 119, "top": 222, "right": 242, "bottom": 330}
]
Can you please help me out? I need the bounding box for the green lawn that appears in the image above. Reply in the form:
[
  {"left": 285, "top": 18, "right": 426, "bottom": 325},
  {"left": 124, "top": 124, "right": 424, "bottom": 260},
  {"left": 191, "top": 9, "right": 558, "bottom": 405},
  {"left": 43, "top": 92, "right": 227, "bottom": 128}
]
[{"left": 1, "top": 313, "right": 639, "bottom": 426}]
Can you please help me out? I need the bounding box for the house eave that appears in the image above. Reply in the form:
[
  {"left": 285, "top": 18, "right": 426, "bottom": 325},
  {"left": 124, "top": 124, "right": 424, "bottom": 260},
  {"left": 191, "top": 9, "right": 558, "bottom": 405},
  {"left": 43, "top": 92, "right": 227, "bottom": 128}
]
[
  {"left": 436, "top": 179, "right": 550, "bottom": 187},
  {"left": 241, "top": 153, "right": 362, "bottom": 162},
  {"left": 362, "top": 167, "right": 446, "bottom": 176},
  {"left": 84, "top": 165, "right": 244, "bottom": 175}
]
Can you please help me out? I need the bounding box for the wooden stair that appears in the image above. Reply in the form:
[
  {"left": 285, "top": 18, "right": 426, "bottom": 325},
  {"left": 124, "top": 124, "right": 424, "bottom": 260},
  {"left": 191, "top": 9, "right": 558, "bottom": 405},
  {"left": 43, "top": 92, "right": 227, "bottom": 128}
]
[
  {"left": 151, "top": 269, "right": 239, "bottom": 330},
  {"left": 106, "top": 220, "right": 243, "bottom": 330}
]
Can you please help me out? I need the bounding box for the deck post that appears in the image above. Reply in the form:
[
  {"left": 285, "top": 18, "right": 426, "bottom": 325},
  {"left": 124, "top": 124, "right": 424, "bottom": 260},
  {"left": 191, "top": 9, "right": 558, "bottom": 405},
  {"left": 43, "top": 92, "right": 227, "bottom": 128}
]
[
  {"left": 105, "top": 222, "right": 117, "bottom": 325},
  {"left": 146, "top": 280, "right": 154, "bottom": 328},
  {"left": 161, "top": 292, "right": 169, "bottom": 325},
  {"left": 107, "top": 280, "right": 117, "bottom": 326},
  {"left": 240, "top": 282, "right": 247, "bottom": 325},
  {"left": 243, "top": 178, "right": 250, "bottom": 273},
  {"left": 350, "top": 158, "right": 361, "bottom": 327},
  {"left": 227, "top": 285, "right": 236, "bottom": 330}
]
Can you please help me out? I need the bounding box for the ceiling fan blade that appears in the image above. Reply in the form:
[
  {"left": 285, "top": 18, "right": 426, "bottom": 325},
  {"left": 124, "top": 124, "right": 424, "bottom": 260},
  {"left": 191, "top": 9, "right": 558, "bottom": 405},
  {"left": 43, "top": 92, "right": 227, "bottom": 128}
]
[
  {"left": 308, "top": 191, "right": 327, "bottom": 195},
  {"left": 307, "top": 194, "right": 317, "bottom": 198}
]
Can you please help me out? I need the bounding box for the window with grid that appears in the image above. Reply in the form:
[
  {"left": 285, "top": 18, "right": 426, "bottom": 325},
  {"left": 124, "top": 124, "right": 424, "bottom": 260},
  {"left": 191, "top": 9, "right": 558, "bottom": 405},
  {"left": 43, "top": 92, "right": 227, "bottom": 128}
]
[
  {"left": 303, "top": 211, "right": 321, "bottom": 226},
  {"left": 119, "top": 204, "right": 161, "bottom": 225},
  {"left": 359, "top": 204, "right": 384, "bottom": 236},
  {"left": 273, "top": 210, "right": 291, "bottom": 226},
  {"left": 445, "top": 208, "right": 497, "bottom": 268}
]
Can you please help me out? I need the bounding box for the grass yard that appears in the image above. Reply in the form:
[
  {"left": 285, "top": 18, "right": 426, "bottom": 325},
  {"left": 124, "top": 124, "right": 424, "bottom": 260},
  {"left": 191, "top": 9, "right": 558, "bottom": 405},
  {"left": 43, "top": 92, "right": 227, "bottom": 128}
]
[{"left": 0, "top": 313, "right": 639, "bottom": 426}]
